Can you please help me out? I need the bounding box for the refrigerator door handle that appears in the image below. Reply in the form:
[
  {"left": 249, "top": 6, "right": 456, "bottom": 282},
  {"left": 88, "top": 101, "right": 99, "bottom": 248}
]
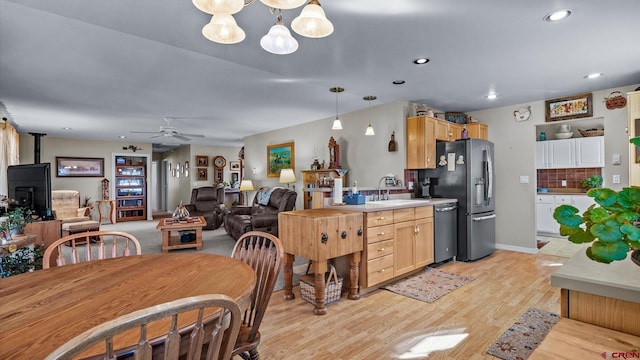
[
  {"left": 486, "top": 146, "right": 493, "bottom": 205},
  {"left": 473, "top": 214, "right": 496, "bottom": 221}
]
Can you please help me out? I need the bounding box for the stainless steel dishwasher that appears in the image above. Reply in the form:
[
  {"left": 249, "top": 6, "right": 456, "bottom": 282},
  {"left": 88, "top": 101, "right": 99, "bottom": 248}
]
[{"left": 434, "top": 202, "right": 458, "bottom": 263}]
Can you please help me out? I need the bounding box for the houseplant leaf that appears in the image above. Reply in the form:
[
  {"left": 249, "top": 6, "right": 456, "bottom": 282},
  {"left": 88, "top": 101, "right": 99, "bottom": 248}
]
[
  {"left": 553, "top": 205, "right": 582, "bottom": 227},
  {"left": 590, "top": 220, "right": 623, "bottom": 242},
  {"left": 587, "top": 240, "right": 629, "bottom": 263},
  {"left": 588, "top": 188, "right": 618, "bottom": 207},
  {"left": 566, "top": 228, "right": 596, "bottom": 244}
]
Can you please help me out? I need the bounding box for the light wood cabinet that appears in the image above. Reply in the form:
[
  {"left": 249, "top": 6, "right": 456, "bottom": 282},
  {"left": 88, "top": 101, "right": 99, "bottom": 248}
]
[
  {"left": 406, "top": 116, "right": 489, "bottom": 169},
  {"left": 302, "top": 170, "right": 347, "bottom": 209},
  {"left": 467, "top": 123, "right": 488, "bottom": 139},
  {"left": 363, "top": 210, "right": 395, "bottom": 287}
]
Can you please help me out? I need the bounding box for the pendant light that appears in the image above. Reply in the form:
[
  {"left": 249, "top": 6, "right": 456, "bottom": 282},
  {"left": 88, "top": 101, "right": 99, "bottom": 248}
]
[
  {"left": 364, "top": 95, "right": 376, "bottom": 136},
  {"left": 202, "top": 14, "right": 246, "bottom": 44},
  {"left": 330, "top": 87, "right": 344, "bottom": 130},
  {"left": 260, "top": 10, "right": 299, "bottom": 55},
  {"left": 291, "top": 0, "right": 334, "bottom": 38},
  {"left": 193, "top": 0, "right": 244, "bottom": 15}
]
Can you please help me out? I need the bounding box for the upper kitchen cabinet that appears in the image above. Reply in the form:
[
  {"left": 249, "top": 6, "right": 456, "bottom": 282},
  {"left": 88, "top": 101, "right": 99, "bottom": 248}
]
[
  {"left": 467, "top": 123, "right": 489, "bottom": 140},
  {"left": 536, "top": 137, "right": 604, "bottom": 169}
]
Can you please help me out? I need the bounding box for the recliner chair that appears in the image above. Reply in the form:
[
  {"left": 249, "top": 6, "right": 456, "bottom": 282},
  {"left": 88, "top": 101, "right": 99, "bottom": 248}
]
[
  {"left": 184, "top": 185, "right": 225, "bottom": 230},
  {"left": 223, "top": 187, "right": 297, "bottom": 240}
]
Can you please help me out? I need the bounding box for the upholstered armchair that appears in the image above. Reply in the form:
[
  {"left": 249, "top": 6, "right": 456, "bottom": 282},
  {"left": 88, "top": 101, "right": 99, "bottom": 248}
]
[
  {"left": 185, "top": 185, "right": 225, "bottom": 230},
  {"left": 51, "top": 190, "right": 100, "bottom": 236},
  {"left": 223, "top": 187, "right": 297, "bottom": 240}
]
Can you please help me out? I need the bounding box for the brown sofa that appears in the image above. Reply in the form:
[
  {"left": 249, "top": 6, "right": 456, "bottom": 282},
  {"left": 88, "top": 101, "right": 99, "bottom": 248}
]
[
  {"left": 223, "top": 187, "right": 297, "bottom": 240},
  {"left": 184, "top": 186, "right": 226, "bottom": 230},
  {"left": 51, "top": 190, "right": 100, "bottom": 236}
]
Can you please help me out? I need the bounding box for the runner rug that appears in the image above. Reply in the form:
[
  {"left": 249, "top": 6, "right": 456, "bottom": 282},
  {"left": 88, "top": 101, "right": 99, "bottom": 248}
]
[
  {"left": 486, "top": 307, "right": 560, "bottom": 360},
  {"left": 382, "top": 267, "right": 475, "bottom": 303}
]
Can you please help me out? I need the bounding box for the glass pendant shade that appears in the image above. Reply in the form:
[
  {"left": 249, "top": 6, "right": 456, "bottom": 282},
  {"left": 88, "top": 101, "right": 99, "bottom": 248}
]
[
  {"left": 332, "top": 117, "right": 343, "bottom": 130},
  {"left": 260, "top": 0, "right": 307, "bottom": 10},
  {"left": 291, "top": 0, "right": 334, "bottom": 38},
  {"left": 260, "top": 23, "right": 299, "bottom": 55},
  {"left": 365, "top": 124, "right": 375, "bottom": 136},
  {"left": 202, "top": 14, "right": 246, "bottom": 44},
  {"left": 193, "top": 0, "right": 244, "bottom": 15}
]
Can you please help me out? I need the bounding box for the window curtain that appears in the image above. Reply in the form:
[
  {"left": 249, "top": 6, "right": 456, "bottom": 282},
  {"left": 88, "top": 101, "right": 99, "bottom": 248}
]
[{"left": 1, "top": 120, "right": 20, "bottom": 196}]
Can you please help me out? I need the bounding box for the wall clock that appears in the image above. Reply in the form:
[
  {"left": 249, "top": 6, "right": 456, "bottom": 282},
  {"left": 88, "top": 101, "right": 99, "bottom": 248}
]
[
  {"left": 213, "top": 155, "right": 226, "bottom": 169},
  {"left": 213, "top": 156, "right": 226, "bottom": 184}
]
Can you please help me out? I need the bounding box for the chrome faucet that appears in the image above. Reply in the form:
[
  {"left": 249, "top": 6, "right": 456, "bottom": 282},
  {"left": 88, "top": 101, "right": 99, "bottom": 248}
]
[{"left": 376, "top": 174, "right": 397, "bottom": 201}]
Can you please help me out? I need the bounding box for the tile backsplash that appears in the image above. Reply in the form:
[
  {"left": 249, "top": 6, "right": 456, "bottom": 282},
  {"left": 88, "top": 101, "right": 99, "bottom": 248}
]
[{"left": 537, "top": 168, "right": 602, "bottom": 190}]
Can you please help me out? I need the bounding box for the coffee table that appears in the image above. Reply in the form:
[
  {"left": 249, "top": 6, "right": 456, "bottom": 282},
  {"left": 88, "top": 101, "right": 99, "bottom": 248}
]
[{"left": 156, "top": 216, "right": 206, "bottom": 252}]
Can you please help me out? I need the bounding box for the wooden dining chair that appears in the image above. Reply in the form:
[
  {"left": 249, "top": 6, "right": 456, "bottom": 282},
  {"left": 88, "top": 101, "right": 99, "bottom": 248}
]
[
  {"left": 42, "top": 230, "right": 142, "bottom": 269},
  {"left": 45, "top": 294, "right": 242, "bottom": 360},
  {"left": 229, "top": 231, "right": 284, "bottom": 360}
]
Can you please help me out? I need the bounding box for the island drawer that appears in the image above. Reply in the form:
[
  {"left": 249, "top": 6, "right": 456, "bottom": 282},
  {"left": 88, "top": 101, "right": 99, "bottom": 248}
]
[
  {"left": 366, "top": 224, "right": 394, "bottom": 244},
  {"left": 367, "top": 239, "right": 394, "bottom": 260},
  {"left": 366, "top": 211, "right": 394, "bottom": 227}
]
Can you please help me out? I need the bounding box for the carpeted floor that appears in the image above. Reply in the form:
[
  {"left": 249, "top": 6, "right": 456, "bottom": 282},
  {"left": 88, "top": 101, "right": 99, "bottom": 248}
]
[
  {"left": 486, "top": 307, "right": 560, "bottom": 360},
  {"left": 98, "top": 220, "right": 308, "bottom": 291},
  {"left": 382, "top": 267, "right": 475, "bottom": 303}
]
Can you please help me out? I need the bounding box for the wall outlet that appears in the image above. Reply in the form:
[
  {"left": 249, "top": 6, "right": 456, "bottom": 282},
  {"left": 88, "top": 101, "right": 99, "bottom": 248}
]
[
  {"left": 561, "top": 180, "right": 567, "bottom": 187},
  {"left": 613, "top": 175, "right": 621, "bottom": 184}
]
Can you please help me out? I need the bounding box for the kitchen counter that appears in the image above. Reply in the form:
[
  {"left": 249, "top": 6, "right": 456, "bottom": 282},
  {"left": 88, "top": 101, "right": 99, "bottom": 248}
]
[
  {"left": 551, "top": 247, "right": 640, "bottom": 303},
  {"left": 550, "top": 246, "right": 640, "bottom": 336},
  {"left": 326, "top": 198, "right": 457, "bottom": 212}
]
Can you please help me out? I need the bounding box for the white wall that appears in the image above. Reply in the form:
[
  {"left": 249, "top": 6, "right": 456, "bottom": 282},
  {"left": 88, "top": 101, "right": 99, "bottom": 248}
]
[{"left": 467, "top": 84, "right": 638, "bottom": 252}]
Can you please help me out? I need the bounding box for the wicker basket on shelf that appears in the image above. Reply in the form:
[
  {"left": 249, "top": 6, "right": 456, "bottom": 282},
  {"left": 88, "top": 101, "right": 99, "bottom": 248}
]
[{"left": 578, "top": 128, "right": 604, "bottom": 137}]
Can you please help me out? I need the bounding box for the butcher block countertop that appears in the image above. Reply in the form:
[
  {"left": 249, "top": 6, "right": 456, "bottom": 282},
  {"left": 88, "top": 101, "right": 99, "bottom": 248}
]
[{"left": 325, "top": 198, "right": 457, "bottom": 212}]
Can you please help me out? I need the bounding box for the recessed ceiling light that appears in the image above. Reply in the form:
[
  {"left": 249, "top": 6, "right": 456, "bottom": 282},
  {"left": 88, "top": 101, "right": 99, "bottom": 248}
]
[
  {"left": 62, "top": 127, "right": 72, "bottom": 130},
  {"left": 486, "top": 93, "right": 497, "bottom": 100},
  {"left": 119, "top": 135, "right": 127, "bottom": 139},
  {"left": 584, "top": 73, "right": 603, "bottom": 79},
  {"left": 544, "top": 9, "right": 572, "bottom": 22},
  {"left": 392, "top": 80, "right": 405, "bottom": 85},
  {"left": 413, "top": 58, "right": 429, "bottom": 65}
]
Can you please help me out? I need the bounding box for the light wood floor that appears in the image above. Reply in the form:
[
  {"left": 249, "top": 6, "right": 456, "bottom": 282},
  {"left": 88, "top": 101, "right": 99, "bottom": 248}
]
[{"left": 255, "top": 250, "right": 564, "bottom": 359}]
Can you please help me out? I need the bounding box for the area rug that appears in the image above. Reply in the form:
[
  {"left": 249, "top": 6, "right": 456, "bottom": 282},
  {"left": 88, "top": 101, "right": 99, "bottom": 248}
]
[
  {"left": 486, "top": 307, "right": 560, "bottom": 360},
  {"left": 382, "top": 267, "right": 475, "bottom": 303}
]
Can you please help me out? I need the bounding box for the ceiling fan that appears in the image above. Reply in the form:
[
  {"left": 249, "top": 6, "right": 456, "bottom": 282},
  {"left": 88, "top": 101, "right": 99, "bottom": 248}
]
[{"left": 130, "top": 117, "right": 205, "bottom": 142}]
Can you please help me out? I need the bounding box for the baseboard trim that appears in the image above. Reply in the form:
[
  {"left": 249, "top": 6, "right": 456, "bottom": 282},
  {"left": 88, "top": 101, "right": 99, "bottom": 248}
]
[{"left": 496, "top": 244, "right": 538, "bottom": 254}]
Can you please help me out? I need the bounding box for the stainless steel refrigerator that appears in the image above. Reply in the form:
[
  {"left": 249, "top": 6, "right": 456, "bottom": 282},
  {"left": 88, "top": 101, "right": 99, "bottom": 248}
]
[{"left": 418, "top": 138, "right": 495, "bottom": 261}]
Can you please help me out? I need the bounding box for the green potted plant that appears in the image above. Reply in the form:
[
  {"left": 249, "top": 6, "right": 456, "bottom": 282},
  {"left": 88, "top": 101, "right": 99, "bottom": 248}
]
[
  {"left": 581, "top": 175, "right": 603, "bottom": 190},
  {"left": 0, "top": 207, "right": 35, "bottom": 239},
  {"left": 554, "top": 137, "right": 640, "bottom": 265}
]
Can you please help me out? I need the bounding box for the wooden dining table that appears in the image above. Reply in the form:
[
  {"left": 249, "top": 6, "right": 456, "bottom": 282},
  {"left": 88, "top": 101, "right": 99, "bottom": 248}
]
[{"left": 0, "top": 253, "right": 256, "bottom": 359}]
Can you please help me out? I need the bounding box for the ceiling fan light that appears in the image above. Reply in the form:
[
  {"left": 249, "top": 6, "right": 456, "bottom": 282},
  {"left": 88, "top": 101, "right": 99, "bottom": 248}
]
[
  {"left": 193, "top": 0, "right": 244, "bottom": 15},
  {"left": 260, "top": 0, "right": 306, "bottom": 10},
  {"left": 260, "top": 23, "right": 299, "bottom": 55},
  {"left": 332, "top": 117, "right": 343, "bottom": 130},
  {"left": 202, "top": 14, "right": 246, "bottom": 44},
  {"left": 291, "top": 1, "right": 334, "bottom": 38}
]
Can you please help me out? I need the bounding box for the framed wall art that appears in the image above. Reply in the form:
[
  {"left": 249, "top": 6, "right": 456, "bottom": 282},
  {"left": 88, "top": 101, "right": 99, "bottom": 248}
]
[
  {"left": 56, "top": 157, "right": 104, "bottom": 177},
  {"left": 545, "top": 92, "right": 593, "bottom": 122},
  {"left": 267, "top": 141, "right": 294, "bottom": 178},
  {"left": 196, "top": 155, "right": 208, "bottom": 167},
  {"left": 197, "top": 168, "right": 208, "bottom": 181},
  {"left": 230, "top": 160, "right": 241, "bottom": 171}
]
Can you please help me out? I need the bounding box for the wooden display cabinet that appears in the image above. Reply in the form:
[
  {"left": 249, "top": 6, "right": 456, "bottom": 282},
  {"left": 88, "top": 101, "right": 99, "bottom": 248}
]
[
  {"left": 115, "top": 165, "right": 146, "bottom": 222},
  {"left": 302, "top": 170, "right": 348, "bottom": 209}
]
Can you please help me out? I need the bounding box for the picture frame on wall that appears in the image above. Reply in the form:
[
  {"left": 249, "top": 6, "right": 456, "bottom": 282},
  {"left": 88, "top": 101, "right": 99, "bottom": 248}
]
[
  {"left": 56, "top": 157, "right": 104, "bottom": 177},
  {"left": 545, "top": 92, "right": 593, "bottom": 122},
  {"left": 196, "top": 155, "right": 208, "bottom": 167},
  {"left": 231, "top": 172, "right": 239, "bottom": 183},
  {"left": 230, "top": 161, "right": 241, "bottom": 171},
  {"left": 197, "top": 168, "right": 207, "bottom": 181},
  {"left": 267, "top": 141, "right": 295, "bottom": 178}
]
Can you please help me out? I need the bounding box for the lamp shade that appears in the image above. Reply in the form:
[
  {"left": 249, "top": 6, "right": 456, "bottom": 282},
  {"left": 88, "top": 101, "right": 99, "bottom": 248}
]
[
  {"left": 260, "top": 0, "right": 306, "bottom": 10},
  {"left": 260, "top": 23, "right": 299, "bottom": 55},
  {"left": 365, "top": 124, "right": 375, "bottom": 136},
  {"left": 239, "top": 179, "right": 254, "bottom": 191},
  {"left": 291, "top": 0, "right": 334, "bottom": 38},
  {"left": 193, "top": 0, "right": 244, "bottom": 15},
  {"left": 202, "top": 14, "right": 246, "bottom": 44},
  {"left": 332, "top": 117, "right": 343, "bottom": 130},
  {"left": 279, "top": 168, "right": 296, "bottom": 184}
]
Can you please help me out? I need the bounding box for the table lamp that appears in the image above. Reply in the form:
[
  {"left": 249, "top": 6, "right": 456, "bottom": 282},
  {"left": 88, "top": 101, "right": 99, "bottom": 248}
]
[
  {"left": 279, "top": 168, "right": 296, "bottom": 191},
  {"left": 239, "top": 179, "right": 254, "bottom": 205}
]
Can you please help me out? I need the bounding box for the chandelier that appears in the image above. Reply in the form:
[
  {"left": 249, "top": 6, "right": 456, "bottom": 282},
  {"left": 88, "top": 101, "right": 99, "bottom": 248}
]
[{"left": 193, "top": 0, "right": 333, "bottom": 55}]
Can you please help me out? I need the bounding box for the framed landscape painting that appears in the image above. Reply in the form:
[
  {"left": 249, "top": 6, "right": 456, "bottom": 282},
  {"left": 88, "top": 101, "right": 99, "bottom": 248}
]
[
  {"left": 267, "top": 142, "right": 294, "bottom": 178},
  {"left": 56, "top": 157, "right": 104, "bottom": 177}
]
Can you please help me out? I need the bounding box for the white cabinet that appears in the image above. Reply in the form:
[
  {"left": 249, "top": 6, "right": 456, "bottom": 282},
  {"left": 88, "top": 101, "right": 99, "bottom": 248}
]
[
  {"left": 535, "top": 137, "right": 604, "bottom": 169},
  {"left": 536, "top": 194, "right": 595, "bottom": 235}
]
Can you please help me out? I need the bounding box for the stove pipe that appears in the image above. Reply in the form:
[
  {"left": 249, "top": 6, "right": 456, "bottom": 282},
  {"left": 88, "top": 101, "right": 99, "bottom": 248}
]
[{"left": 29, "top": 132, "right": 46, "bottom": 164}]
